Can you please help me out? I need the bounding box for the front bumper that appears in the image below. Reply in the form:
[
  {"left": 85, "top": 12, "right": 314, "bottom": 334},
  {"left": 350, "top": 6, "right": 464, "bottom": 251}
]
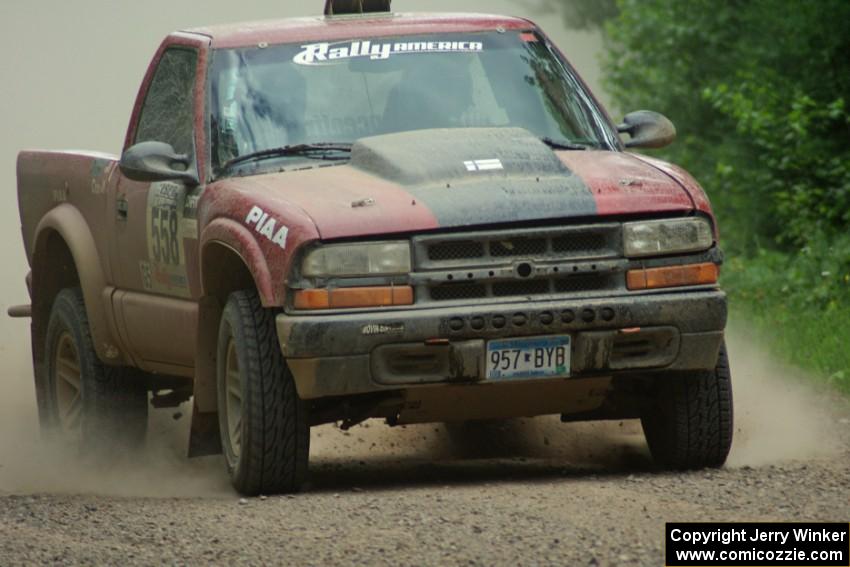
[{"left": 277, "top": 289, "right": 726, "bottom": 400}]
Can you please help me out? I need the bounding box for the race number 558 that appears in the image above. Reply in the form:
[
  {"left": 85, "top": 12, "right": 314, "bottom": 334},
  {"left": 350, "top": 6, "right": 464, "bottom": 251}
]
[{"left": 151, "top": 205, "right": 180, "bottom": 265}]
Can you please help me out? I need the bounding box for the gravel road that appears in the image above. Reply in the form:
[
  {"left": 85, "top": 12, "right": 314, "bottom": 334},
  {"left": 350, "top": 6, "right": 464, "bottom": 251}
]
[{"left": 1, "top": 331, "right": 848, "bottom": 566}]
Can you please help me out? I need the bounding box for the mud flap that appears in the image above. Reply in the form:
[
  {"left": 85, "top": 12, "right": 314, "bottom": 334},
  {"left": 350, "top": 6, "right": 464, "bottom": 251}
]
[{"left": 188, "top": 402, "right": 222, "bottom": 458}]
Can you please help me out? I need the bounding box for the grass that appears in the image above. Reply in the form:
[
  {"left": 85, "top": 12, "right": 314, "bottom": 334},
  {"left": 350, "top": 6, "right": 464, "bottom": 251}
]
[{"left": 721, "top": 247, "right": 850, "bottom": 395}]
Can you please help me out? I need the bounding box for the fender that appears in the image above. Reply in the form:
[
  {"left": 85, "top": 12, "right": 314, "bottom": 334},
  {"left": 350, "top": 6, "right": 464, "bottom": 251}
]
[
  {"left": 190, "top": 217, "right": 276, "bottom": 455},
  {"left": 631, "top": 154, "right": 715, "bottom": 220},
  {"left": 32, "top": 203, "right": 128, "bottom": 365},
  {"left": 200, "top": 217, "right": 276, "bottom": 306}
]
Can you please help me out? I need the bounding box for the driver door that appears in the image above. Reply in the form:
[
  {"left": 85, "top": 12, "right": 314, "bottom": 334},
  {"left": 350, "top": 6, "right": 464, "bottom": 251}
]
[
  {"left": 109, "top": 44, "right": 204, "bottom": 371},
  {"left": 112, "top": 46, "right": 201, "bottom": 298}
]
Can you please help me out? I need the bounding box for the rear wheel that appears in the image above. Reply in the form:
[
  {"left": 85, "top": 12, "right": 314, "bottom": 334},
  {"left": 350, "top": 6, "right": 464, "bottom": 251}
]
[
  {"left": 44, "top": 288, "right": 148, "bottom": 452},
  {"left": 217, "top": 290, "right": 309, "bottom": 495},
  {"left": 641, "top": 342, "right": 733, "bottom": 469}
]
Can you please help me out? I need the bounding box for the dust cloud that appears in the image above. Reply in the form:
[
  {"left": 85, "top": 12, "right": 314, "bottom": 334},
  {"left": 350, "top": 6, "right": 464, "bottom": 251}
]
[
  {"left": 725, "top": 324, "right": 845, "bottom": 467},
  {"left": 0, "top": 2, "right": 844, "bottom": 497},
  {"left": 0, "top": 365, "right": 231, "bottom": 497},
  {"left": 0, "top": 322, "right": 843, "bottom": 497}
]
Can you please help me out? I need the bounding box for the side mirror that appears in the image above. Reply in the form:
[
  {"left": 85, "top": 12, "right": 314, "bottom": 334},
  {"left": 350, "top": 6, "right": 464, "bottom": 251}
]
[
  {"left": 119, "top": 141, "right": 199, "bottom": 185},
  {"left": 617, "top": 111, "right": 676, "bottom": 149}
]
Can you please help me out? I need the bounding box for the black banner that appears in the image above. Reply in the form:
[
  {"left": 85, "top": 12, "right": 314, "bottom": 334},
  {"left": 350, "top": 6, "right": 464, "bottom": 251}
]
[{"left": 666, "top": 523, "right": 849, "bottom": 566}]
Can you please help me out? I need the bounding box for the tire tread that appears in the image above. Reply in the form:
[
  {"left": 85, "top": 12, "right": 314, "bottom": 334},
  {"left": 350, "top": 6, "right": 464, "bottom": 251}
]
[
  {"left": 642, "top": 343, "right": 733, "bottom": 469},
  {"left": 224, "top": 290, "right": 308, "bottom": 495}
]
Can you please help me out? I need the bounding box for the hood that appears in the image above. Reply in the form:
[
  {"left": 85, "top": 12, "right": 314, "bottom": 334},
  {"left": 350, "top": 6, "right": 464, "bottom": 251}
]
[{"left": 236, "top": 128, "right": 695, "bottom": 240}]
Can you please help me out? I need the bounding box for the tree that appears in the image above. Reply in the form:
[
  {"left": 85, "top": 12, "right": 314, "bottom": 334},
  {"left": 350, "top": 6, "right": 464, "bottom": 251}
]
[
  {"left": 581, "top": 0, "right": 850, "bottom": 252},
  {"left": 531, "top": 0, "right": 618, "bottom": 30}
]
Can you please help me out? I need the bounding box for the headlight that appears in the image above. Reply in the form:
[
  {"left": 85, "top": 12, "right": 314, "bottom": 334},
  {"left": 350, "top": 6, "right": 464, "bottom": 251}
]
[
  {"left": 623, "top": 218, "right": 713, "bottom": 258},
  {"left": 302, "top": 241, "right": 411, "bottom": 277}
]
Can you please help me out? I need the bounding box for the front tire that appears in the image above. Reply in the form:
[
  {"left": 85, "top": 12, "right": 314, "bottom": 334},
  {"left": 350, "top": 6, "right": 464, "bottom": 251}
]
[
  {"left": 44, "top": 288, "right": 148, "bottom": 452},
  {"left": 217, "top": 290, "right": 309, "bottom": 495},
  {"left": 641, "top": 342, "right": 734, "bottom": 469}
]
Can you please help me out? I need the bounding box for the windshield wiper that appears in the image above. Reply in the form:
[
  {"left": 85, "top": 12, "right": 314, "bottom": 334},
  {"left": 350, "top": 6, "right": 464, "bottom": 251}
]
[
  {"left": 540, "top": 137, "right": 595, "bottom": 151},
  {"left": 223, "top": 143, "right": 353, "bottom": 171}
]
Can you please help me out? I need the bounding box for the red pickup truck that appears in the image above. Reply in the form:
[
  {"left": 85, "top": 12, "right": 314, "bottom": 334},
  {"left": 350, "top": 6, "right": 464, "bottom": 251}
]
[{"left": 13, "top": 0, "right": 732, "bottom": 495}]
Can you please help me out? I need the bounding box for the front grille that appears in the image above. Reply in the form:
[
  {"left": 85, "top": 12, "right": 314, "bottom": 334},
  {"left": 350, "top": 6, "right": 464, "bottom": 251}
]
[
  {"left": 414, "top": 223, "right": 625, "bottom": 303},
  {"left": 552, "top": 232, "right": 608, "bottom": 254},
  {"left": 492, "top": 279, "right": 550, "bottom": 297},
  {"left": 430, "top": 283, "right": 487, "bottom": 301},
  {"left": 491, "top": 237, "right": 547, "bottom": 257},
  {"left": 416, "top": 224, "right": 620, "bottom": 269},
  {"left": 428, "top": 240, "right": 484, "bottom": 261},
  {"left": 554, "top": 274, "right": 609, "bottom": 293},
  {"left": 430, "top": 274, "right": 613, "bottom": 301}
]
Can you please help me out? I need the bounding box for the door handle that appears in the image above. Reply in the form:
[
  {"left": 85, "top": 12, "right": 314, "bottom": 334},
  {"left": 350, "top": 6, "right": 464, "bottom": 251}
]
[{"left": 116, "top": 197, "right": 129, "bottom": 220}]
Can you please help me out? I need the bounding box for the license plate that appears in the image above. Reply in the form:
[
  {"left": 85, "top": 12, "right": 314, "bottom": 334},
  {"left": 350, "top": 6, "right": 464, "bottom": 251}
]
[{"left": 486, "top": 335, "right": 571, "bottom": 380}]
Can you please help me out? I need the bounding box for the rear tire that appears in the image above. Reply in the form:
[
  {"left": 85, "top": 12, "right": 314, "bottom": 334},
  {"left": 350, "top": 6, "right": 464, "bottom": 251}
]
[
  {"left": 44, "top": 288, "right": 148, "bottom": 453},
  {"left": 217, "top": 290, "right": 309, "bottom": 495},
  {"left": 641, "top": 342, "right": 733, "bottom": 469}
]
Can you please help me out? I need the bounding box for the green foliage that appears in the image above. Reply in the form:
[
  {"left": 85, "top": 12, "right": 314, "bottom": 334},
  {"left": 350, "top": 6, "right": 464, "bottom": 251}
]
[
  {"left": 723, "top": 238, "right": 850, "bottom": 394},
  {"left": 540, "top": 0, "right": 850, "bottom": 389},
  {"left": 600, "top": 0, "right": 850, "bottom": 249}
]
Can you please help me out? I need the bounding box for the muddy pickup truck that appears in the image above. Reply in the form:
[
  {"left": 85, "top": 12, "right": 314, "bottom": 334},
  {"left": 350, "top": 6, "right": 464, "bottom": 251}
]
[{"left": 13, "top": 0, "right": 732, "bottom": 494}]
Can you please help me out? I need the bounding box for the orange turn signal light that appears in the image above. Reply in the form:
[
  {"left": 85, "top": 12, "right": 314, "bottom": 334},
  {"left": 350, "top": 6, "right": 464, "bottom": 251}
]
[
  {"left": 627, "top": 263, "right": 719, "bottom": 291},
  {"left": 294, "top": 286, "right": 414, "bottom": 310}
]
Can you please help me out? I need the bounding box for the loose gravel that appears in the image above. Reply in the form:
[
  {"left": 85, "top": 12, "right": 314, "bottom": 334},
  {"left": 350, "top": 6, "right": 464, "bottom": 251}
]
[{"left": 1, "top": 332, "right": 848, "bottom": 566}]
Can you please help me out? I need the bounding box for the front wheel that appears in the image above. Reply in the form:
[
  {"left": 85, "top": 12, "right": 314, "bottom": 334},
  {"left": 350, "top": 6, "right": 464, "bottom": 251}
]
[
  {"left": 641, "top": 342, "right": 734, "bottom": 469},
  {"left": 217, "top": 290, "right": 309, "bottom": 495}
]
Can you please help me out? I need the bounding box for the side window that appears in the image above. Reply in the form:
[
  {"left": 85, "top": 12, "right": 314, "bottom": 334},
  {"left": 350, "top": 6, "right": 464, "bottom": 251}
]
[{"left": 135, "top": 48, "right": 198, "bottom": 157}]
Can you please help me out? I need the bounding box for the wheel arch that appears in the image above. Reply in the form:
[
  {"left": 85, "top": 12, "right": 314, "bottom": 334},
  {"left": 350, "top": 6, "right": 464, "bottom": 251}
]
[
  {"left": 190, "top": 218, "right": 288, "bottom": 458},
  {"left": 190, "top": 230, "right": 276, "bottom": 458},
  {"left": 199, "top": 218, "right": 276, "bottom": 306},
  {"left": 30, "top": 205, "right": 124, "bottom": 368}
]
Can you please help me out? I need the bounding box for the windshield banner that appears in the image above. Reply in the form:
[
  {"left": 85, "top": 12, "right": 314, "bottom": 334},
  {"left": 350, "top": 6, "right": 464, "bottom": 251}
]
[{"left": 293, "top": 40, "right": 484, "bottom": 65}]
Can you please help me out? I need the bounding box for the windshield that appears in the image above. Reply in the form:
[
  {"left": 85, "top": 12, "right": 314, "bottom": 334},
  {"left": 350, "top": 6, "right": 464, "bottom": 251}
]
[{"left": 209, "top": 31, "right": 615, "bottom": 175}]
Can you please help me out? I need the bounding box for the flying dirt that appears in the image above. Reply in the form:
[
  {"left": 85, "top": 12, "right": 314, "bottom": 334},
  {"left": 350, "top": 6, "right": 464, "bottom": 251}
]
[{"left": 0, "top": 327, "right": 848, "bottom": 565}]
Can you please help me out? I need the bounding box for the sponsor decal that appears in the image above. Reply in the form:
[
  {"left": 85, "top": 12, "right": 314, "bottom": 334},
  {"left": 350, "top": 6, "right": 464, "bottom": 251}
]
[
  {"left": 145, "top": 182, "right": 192, "bottom": 297},
  {"left": 245, "top": 206, "right": 289, "bottom": 249},
  {"left": 89, "top": 158, "right": 112, "bottom": 195},
  {"left": 361, "top": 323, "right": 405, "bottom": 336},
  {"left": 181, "top": 193, "right": 200, "bottom": 238},
  {"left": 184, "top": 194, "right": 200, "bottom": 215},
  {"left": 464, "top": 159, "right": 504, "bottom": 172},
  {"left": 294, "top": 40, "right": 484, "bottom": 65},
  {"left": 140, "top": 261, "right": 153, "bottom": 291},
  {"left": 52, "top": 183, "right": 69, "bottom": 203}
]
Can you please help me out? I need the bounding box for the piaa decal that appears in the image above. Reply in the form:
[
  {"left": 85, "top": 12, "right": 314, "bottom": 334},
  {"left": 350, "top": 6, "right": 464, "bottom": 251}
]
[{"left": 245, "top": 206, "right": 289, "bottom": 249}]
